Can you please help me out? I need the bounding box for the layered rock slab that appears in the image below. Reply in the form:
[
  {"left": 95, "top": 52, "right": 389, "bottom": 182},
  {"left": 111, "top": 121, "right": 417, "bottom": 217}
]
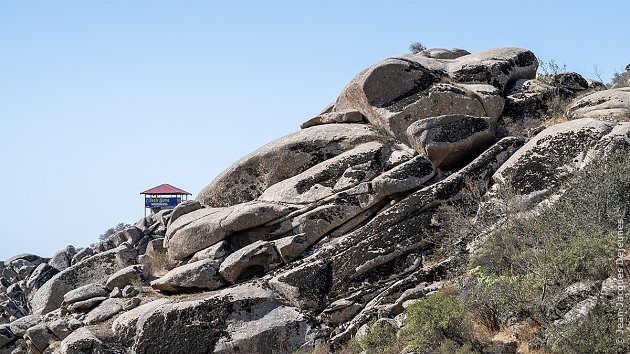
[
  {"left": 165, "top": 201, "right": 296, "bottom": 261},
  {"left": 566, "top": 87, "right": 630, "bottom": 120},
  {"left": 493, "top": 118, "right": 630, "bottom": 203},
  {"left": 197, "top": 124, "right": 382, "bottom": 207},
  {"left": 113, "top": 282, "right": 311, "bottom": 354}
]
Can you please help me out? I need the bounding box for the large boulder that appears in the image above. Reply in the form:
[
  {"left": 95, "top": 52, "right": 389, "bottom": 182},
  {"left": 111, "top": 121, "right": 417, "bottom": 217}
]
[
  {"left": 105, "top": 264, "right": 147, "bottom": 290},
  {"left": 84, "top": 298, "right": 135, "bottom": 325},
  {"left": 493, "top": 118, "right": 630, "bottom": 203},
  {"left": 0, "top": 324, "right": 15, "bottom": 349},
  {"left": 197, "top": 124, "right": 382, "bottom": 207},
  {"left": 24, "top": 323, "right": 56, "bottom": 353},
  {"left": 218, "top": 241, "right": 282, "bottom": 284},
  {"left": 30, "top": 244, "right": 137, "bottom": 315},
  {"left": 332, "top": 48, "right": 536, "bottom": 145},
  {"left": 48, "top": 246, "right": 77, "bottom": 271},
  {"left": 8, "top": 315, "right": 40, "bottom": 338},
  {"left": 447, "top": 47, "right": 538, "bottom": 91},
  {"left": 58, "top": 328, "right": 107, "bottom": 354},
  {"left": 407, "top": 114, "right": 496, "bottom": 169},
  {"left": 334, "top": 58, "right": 501, "bottom": 145},
  {"left": 503, "top": 72, "right": 601, "bottom": 121},
  {"left": 566, "top": 87, "right": 630, "bottom": 120},
  {"left": 151, "top": 259, "right": 225, "bottom": 292},
  {"left": 165, "top": 201, "right": 296, "bottom": 261},
  {"left": 112, "top": 282, "right": 312, "bottom": 354},
  {"left": 63, "top": 284, "right": 108, "bottom": 305},
  {"left": 24, "top": 264, "right": 58, "bottom": 301}
]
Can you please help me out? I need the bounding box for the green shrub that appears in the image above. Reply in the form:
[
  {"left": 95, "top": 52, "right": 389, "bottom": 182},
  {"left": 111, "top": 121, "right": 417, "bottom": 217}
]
[
  {"left": 352, "top": 320, "right": 398, "bottom": 354},
  {"left": 404, "top": 294, "right": 473, "bottom": 351},
  {"left": 471, "top": 149, "right": 630, "bottom": 292},
  {"left": 546, "top": 306, "right": 630, "bottom": 354},
  {"left": 464, "top": 270, "right": 541, "bottom": 331}
]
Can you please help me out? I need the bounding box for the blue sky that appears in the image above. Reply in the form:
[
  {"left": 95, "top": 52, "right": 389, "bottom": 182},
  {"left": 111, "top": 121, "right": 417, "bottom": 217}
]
[{"left": 1, "top": 0, "right": 629, "bottom": 260}]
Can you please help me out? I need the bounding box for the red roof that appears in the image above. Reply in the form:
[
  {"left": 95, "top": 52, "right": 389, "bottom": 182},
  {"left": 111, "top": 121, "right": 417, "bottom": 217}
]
[{"left": 140, "top": 184, "right": 192, "bottom": 195}]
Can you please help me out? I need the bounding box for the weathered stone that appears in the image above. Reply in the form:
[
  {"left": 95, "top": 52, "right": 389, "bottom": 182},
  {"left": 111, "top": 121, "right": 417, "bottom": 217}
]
[
  {"left": 270, "top": 154, "right": 435, "bottom": 262},
  {"left": 300, "top": 109, "right": 365, "bottom": 129},
  {"left": 63, "top": 284, "right": 108, "bottom": 305},
  {"left": 197, "top": 124, "right": 382, "bottom": 207},
  {"left": 407, "top": 114, "right": 496, "bottom": 169},
  {"left": 321, "top": 299, "right": 363, "bottom": 325},
  {"left": 47, "top": 319, "right": 73, "bottom": 340},
  {"left": 121, "top": 285, "right": 138, "bottom": 298},
  {"left": 84, "top": 298, "right": 126, "bottom": 325},
  {"left": 548, "top": 281, "right": 599, "bottom": 320},
  {"left": 48, "top": 250, "right": 72, "bottom": 271},
  {"left": 504, "top": 72, "right": 602, "bottom": 121},
  {"left": 105, "top": 265, "right": 146, "bottom": 290},
  {"left": 138, "top": 238, "right": 174, "bottom": 277},
  {"left": 418, "top": 47, "right": 470, "bottom": 59},
  {"left": 70, "top": 248, "right": 93, "bottom": 266},
  {"left": 316, "top": 137, "right": 523, "bottom": 291},
  {"left": 1, "top": 269, "right": 16, "bottom": 283},
  {"left": 25, "top": 265, "right": 58, "bottom": 300},
  {"left": 116, "top": 227, "right": 144, "bottom": 247},
  {"left": 31, "top": 244, "right": 137, "bottom": 315},
  {"left": 5, "top": 284, "right": 23, "bottom": 302},
  {"left": 8, "top": 315, "right": 40, "bottom": 338},
  {"left": 0, "top": 324, "right": 15, "bottom": 349},
  {"left": 109, "top": 287, "right": 122, "bottom": 298},
  {"left": 16, "top": 266, "right": 34, "bottom": 281},
  {"left": 165, "top": 201, "right": 295, "bottom": 261},
  {"left": 567, "top": 87, "right": 630, "bottom": 120},
  {"left": 5, "top": 255, "right": 43, "bottom": 267},
  {"left": 493, "top": 119, "right": 630, "bottom": 204},
  {"left": 24, "top": 324, "right": 56, "bottom": 353},
  {"left": 188, "top": 241, "right": 230, "bottom": 263},
  {"left": 58, "top": 328, "right": 106, "bottom": 354},
  {"left": 268, "top": 260, "right": 331, "bottom": 312},
  {"left": 168, "top": 200, "right": 203, "bottom": 227},
  {"left": 259, "top": 141, "right": 415, "bottom": 204},
  {"left": 122, "top": 297, "right": 141, "bottom": 311},
  {"left": 66, "top": 297, "right": 107, "bottom": 314},
  {"left": 448, "top": 47, "right": 538, "bottom": 91},
  {"left": 151, "top": 259, "right": 225, "bottom": 293},
  {"left": 553, "top": 296, "right": 598, "bottom": 326},
  {"left": 113, "top": 282, "right": 311, "bottom": 354},
  {"left": 219, "top": 241, "right": 283, "bottom": 284}
]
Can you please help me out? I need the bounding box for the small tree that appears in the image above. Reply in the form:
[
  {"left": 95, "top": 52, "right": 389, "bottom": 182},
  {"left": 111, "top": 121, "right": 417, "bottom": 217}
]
[
  {"left": 99, "top": 222, "right": 131, "bottom": 241},
  {"left": 409, "top": 41, "right": 426, "bottom": 54}
]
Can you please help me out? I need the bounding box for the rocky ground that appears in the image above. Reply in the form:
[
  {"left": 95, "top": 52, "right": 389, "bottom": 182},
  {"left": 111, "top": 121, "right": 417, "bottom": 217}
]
[{"left": 1, "top": 47, "right": 629, "bottom": 354}]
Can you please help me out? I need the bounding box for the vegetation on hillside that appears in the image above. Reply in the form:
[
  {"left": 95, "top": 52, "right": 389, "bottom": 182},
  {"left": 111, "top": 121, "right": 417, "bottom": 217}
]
[{"left": 335, "top": 149, "right": 630, "bottom": 353}]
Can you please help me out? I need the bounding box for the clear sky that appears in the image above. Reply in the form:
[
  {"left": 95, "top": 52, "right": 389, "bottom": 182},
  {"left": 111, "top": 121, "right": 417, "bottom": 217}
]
[{"left": 1, "top": 0, "right": 629, "bottom": 260}]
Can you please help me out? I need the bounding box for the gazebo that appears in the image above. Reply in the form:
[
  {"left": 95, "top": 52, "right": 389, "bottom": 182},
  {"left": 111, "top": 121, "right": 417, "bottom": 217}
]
[{"left": 140, "top": 183, "right": 192, "bottom": 216}]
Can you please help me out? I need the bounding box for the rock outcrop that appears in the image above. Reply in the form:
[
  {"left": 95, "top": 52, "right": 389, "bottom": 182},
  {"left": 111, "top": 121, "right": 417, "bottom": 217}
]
[
  {"left": 1, "top": 46, "right": 628, "bottom": 354},
  {"left": 566, "top": 87, "right": 630, "bottom": 120}
]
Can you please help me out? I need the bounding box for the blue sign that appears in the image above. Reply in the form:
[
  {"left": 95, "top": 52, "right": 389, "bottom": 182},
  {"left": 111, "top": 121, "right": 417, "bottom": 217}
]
[{"left": 145, "top": 197, "right": 179, "bottom": 207}]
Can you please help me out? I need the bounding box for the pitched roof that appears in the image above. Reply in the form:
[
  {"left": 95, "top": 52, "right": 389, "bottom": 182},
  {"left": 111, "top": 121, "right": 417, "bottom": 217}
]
[{"left": 140, "top": 184, "right": 192, "bottom": 195}]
